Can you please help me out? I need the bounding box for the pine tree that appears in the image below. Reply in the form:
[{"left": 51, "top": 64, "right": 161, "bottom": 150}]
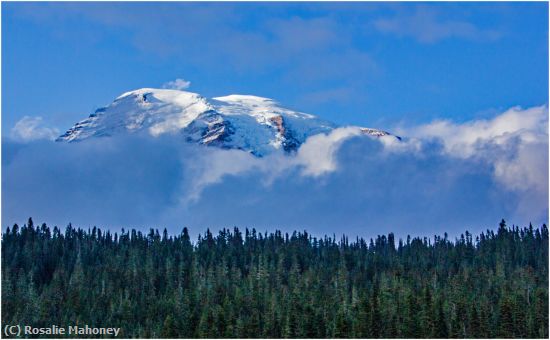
[
  {"left": 355, "top": 294, "right": 371, "bottom": 337},
  {"left": 405, "top": 291, "right": 420, "bottom": 338},
  {"left": 499, "top": 297, "right": 515, "bottom": 338},
  {"left": 161, "top": 315, "right": 178, "bottom": 338},
  {"left": 370, "top": 283, "right": 382, "bottom": 338},
  {"left": 513, "top": 294, "right": 528, "bottom": 338},
  {"left": 534, "top": 288, "right": 549, "bottom": 338},
  {"left": 477, "top": 301, "right": 491, "bottom": 338},
  {"left": 469, "top": 304, "right": 480, "bottom": 336},
  {"left": 422, "top": 286, "right": 435, "bottom": 337},
  {"left": 434, "top": 300, "right": 448, "bottom": 338}
]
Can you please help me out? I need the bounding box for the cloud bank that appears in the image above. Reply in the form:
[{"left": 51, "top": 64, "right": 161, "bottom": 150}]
[
  {"left": 2, "top": 106, "right": 547, "bottom": 240},
  {"left": 395, "top": 105, "right": 548, "bottom": 216}
]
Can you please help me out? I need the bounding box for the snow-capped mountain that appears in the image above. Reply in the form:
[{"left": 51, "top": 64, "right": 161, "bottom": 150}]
[{"left": 57, "top": 88, "right": 397, "bottom": 156}]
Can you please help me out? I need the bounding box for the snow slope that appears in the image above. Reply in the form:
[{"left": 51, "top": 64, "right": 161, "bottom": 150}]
[{"left": 57, "top": 88, "right": 398, "bottom": 156}]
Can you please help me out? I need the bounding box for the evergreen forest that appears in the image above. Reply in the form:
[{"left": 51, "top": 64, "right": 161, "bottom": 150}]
[{"left": 2, "top": 219, "right": 548, "bottom": 338}]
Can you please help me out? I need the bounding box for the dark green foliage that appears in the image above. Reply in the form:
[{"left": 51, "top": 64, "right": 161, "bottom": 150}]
[
  {"left": 2, "top": 220, "right": 548, "bottom": 338},
  {"left": 499, "top": 297, "right": 515, "bottom": 338},
  {"left": 435, "top": 299, "right": 449, "bottom": 338}
]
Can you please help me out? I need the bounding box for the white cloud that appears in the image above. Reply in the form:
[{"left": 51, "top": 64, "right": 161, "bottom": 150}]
[
  {"left": 162, "top": 78, "right": 191, "bottom": 90},
  {"left": 374, "top": 7, "right": 501, "bottom": 43},
  {"left": 392, "top": 105, "right": 549, "bottom": 216},
  {"left": 179, "top": 127, "right": 367, "bottom": 202},
  {"left": 294, "top": 127, "right": 363, "bottom": 176},
  {"left": 11, "top": 116, "right": 59, "bottom": 142},
  {"left": 183, "top": 127, "right": 383, "bottom": 200},
  {"left": 401, "top": 106, "right": 547, "bottom": 157}
]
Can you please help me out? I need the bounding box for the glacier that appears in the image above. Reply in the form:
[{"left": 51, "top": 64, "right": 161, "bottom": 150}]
[{"left": 57, "top": 88, "right": 398, "bottom": 156}]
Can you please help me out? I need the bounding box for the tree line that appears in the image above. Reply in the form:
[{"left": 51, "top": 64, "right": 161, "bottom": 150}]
[{"left": 2, "top": 219, "right": 548, "bottom": 338}]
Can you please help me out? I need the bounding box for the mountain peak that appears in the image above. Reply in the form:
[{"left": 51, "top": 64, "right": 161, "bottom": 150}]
[
  {"left": 116, "top": 87, "right": 199, "bottom": 100},
  {"left": 57, "top": 87, "right": 398, "bottom": 156}
]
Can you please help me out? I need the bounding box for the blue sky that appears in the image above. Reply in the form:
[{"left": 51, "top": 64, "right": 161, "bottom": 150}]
[
  {"left": 2, "top": 2, "right": 549, "bottom": 239},
  {"left": 3, "top": 2, "right": 548, "bottom": 134}
]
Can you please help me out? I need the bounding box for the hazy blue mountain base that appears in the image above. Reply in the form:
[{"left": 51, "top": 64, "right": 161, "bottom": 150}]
[{"left": 2, "top": 219, "right": 548, "bottom": 338}]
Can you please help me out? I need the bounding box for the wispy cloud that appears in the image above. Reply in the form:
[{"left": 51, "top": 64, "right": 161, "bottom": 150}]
[
  {"left": 300, "top": 87, "right": 356, "bottom": 106},
  {"left": 162, "top": 78, "right": 191, "bottom": 91},
  {"left": 374, "top": 7, "right": 502, "bottom": 43},
  {"left": 10, "top": 116, "right": 59, "bottom": 142},
  {"left": 10, "top": 3, "right": 376, "bottom": 85}
]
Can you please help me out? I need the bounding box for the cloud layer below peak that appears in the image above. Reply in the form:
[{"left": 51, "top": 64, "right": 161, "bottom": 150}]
[
  {"left": 394, "top": 105, "right": 548, "bottom": 214},
  {"left": 2, "top": 105, "right": 547, "bottom": 240}
]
